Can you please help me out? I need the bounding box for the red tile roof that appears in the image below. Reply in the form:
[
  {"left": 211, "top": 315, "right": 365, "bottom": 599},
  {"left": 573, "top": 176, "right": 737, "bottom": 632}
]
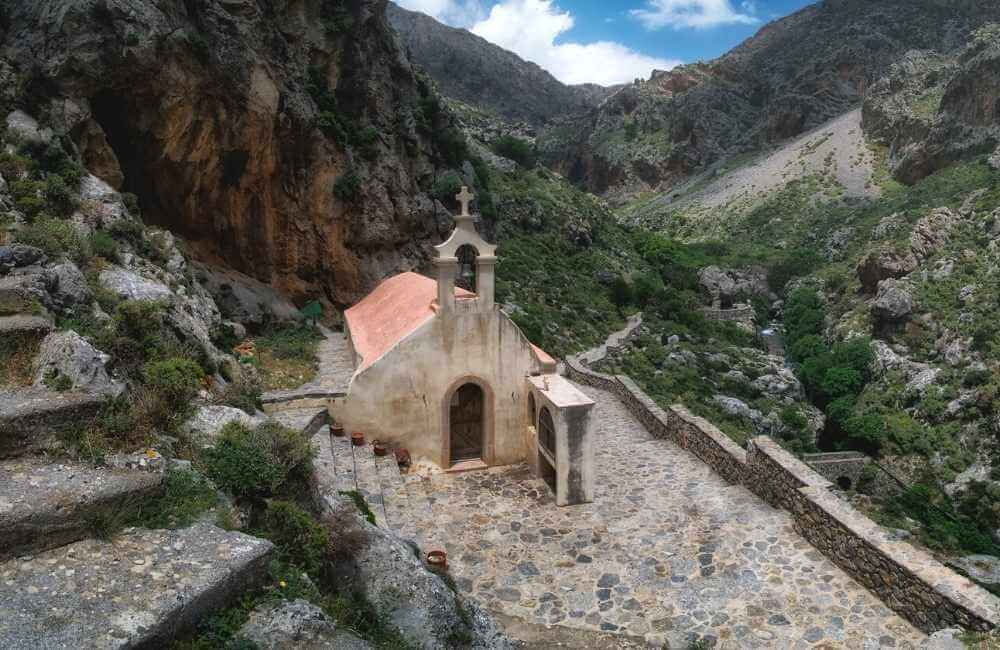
[
  {"left": 345, "top": 271, "right": 554, "bottom": 372},
  {"left": 345, "top": 273, "right": 466, "bottom": 370}
]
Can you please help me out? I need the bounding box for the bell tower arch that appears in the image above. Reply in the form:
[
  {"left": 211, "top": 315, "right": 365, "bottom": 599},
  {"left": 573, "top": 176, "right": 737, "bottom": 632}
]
[{"left": 433, "top": 186, "right": 497, "bottom": 313}]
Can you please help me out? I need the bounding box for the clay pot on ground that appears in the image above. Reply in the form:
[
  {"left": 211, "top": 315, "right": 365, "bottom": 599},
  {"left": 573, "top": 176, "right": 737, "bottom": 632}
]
[
  {"left": 331, "top": 423, "right": 345, "bottom": 437},
  {"left": 394, "top": 447, "right": 411, "bottom": 468},
  {"left": 426, "top": 550, "right": 447, "bottom": 570},
  {"left": 351, "top": 432, "right": 364, "bottom": 446},
  {"left": 373, "top": 440, "right": 388, "bottom": 456}
]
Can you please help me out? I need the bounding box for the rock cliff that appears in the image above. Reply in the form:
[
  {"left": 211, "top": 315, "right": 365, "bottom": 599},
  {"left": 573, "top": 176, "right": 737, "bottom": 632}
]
[
  {"left": 864, "top": 24, "right": 1000, "bottom": 183},
  {"left": 537, "top": 0, "right": 1000, "bottom": 202},
  {"left": 0, "top": 0, "right": 465, "bottom": 307},
  {"left": 387, "top": 2, "right": 607, "bottom": 127}
]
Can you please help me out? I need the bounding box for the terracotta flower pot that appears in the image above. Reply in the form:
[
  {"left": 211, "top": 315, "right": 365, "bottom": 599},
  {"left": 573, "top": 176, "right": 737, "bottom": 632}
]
[
  {"left": 426, "top": 550, "right": 447, "bottom": 570},
  {"left": 331, "top": 423, "right": 345, "bottom": 437},
  {"left": 394, "top": 447, "right": 412, "bottom": 468},
  {"left": 373, "top": 441, "right": 388, "bottom": 457},
  {"left": 351, "top": 432, "right": 364, "bottom": 446}
]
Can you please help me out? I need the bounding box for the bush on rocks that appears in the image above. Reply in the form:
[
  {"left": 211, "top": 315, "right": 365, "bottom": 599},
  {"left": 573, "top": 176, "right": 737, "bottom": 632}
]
[
  {"left": 256, "top": 500, "right": 330, "bottom": 580},
  {"left": 204, "top": 420, "right": 314, "bottom": 499}
]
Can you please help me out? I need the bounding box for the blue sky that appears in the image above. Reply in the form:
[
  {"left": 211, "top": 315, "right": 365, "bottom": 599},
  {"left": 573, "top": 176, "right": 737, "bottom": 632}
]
[{"left": 396, "top": 0, "right": 816, "bottom": 85}]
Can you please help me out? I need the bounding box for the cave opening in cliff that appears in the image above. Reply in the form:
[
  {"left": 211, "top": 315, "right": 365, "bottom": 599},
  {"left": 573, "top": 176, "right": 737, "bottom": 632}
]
[{"left": 89, "top": 89, "right": 162, "bottom": 224}]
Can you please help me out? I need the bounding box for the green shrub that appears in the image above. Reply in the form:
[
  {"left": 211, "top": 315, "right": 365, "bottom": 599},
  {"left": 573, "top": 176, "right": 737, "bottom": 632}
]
[
  {"left": 333, "top": 169, "right": 360, "bottom": 201},
  {"left": 217, "top": 372, "right": 262, "bottom": 415},
  {"left": 205, "top": 421, "right": 314, "bottom": 499},
  {"left": 317, "top": 110, "right": 348, "bottom": 143},
  {"left": 491, "top": 135, "right": 536, "bottom": 168},
  {"left": 44, "top": 174, "right": 77, "bottom": 216},
  {"left": 134, "top": 469, "right": 218, "bottom": 529},
  {"left": 256, "top": 500, "right": 329, "bottom": 579},
  {"left": 256, "top": 324, "right": 321, "bottom": 361},
  {"left": 338, "top": 489, "right": 376, "bottom": 526},
  {"left": 143, "top": 357, "right": 204, "bottom": 410},
  {"left": 88, "top": 230, "right": 119, "bottom": 261},
  {"left": 354, "top": 125, "right": 379, "bottom": 159},
  {"left": 431, "top": 171, "right": 463, "bottom": 203},
  {"left": 13, "top": 215, "right": 84, "bottom": 261}
]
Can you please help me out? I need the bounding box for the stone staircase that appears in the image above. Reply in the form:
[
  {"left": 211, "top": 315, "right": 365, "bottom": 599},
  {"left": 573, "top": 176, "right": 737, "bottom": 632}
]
[
  {"left": 313, "top": 425, "right": 447, "bottom": 554},
  {"left": 0, "top": 396, "right": 276, "bottom": 648}
]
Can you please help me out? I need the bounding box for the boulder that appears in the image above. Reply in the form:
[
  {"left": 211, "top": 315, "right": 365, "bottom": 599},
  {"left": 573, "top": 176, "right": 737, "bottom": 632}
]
[
  {"left": 872, "top": 279, "right": 914, "bottom": 322},
  {"left": 98, "top": 265, "right": 173, "bottom": 302},
  {"left": 194, "top": 263, "right": 299, "bottom": 327},
  {"left": 713, "top": 395, "right": 763, "bottom": 424},
  {"left": 910, "top": 207, "right": 959, "bottom": 259},
  {"left": 751, "top": 369, "right": 803, "bottom": 399},
  {"left": 73, "top": 174, "right": 127, "bottom": 230},
  {"left": 182, "top": 405, "right": 263, "bottom": 445},
  {"left": 871, "top": 214, "right": 904, "bottom": 240},
  {"left": 905, "top": 367, "right": 940, "bottom": 395},
  {"left": 5, "top": 110, "right": 52, "bottom": 145},
  {"left": 236, "top": 599, "right": 370, "bottom": 649},
  {"left": 0, "top": 245, "right": 46, "bottom": 274},
  {"left": 856, "top": 248, "right": 917, "bottom": 294},
  {"left": 321, "top": 494, "right": 514, "bottom": 650},
  {"left": 32, "top": 330, "right": 121, "bottom": 395},
  {"left": 0, "top": 272, "right": 52, "bottom": 315},
  {"left": 697, "top": 265, "right": 771, "bottom": 306},
  {"left": 49, "top": 262, "right": 91, "bottom": 310}
]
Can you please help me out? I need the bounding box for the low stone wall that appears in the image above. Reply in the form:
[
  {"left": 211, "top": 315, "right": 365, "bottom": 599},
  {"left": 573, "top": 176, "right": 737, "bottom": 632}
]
[
  {"left": 700, "top": 306, "right": 754, "bottom": 324},
  {"left": 564, "top": 353, "right": 1000, "bottom": 633}
]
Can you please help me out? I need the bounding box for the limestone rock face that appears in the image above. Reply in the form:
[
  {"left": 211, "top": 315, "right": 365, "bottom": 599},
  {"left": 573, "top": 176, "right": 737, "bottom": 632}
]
[
  {"left": 237, "top": 599, "right": 370, "bottom": 650},
  {"left": 865, "top": 24, "right": 1000, "bottom": 184},
  {"left": 872, "top": 279, "right": 915, "bottom": 322},
  {"left": 0, "top": 245, "right": 46, "bottom": 273},
  {"left": 98, "top": 266, "right": 174, "bottom": 303},
  {"left": 31, "top": 330, "right": 121, "bottom": 395},
  {"left": 1, "top": 0, "right": 465, "bottom": 307},
  {"left": 698, "top": 265, "right": 771, "bottom": 306},
  {"left": 387, "top": 3, "right": 605, "bottom": 127},
  {"left": 856, "top": 248, "right": 918, "bottom": 294},
  {"left": 183, "top": 405, "right": 263, "bottom": 445}
]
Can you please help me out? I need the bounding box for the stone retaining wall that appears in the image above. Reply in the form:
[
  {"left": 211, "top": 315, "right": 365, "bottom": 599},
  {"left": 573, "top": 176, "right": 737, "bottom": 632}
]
[{"left": 564, "top": 353, "right": 1000, "bottom": 633}]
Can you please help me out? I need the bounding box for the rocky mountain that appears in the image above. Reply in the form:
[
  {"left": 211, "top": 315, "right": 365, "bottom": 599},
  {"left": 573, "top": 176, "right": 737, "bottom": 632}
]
[
  {"left": 864, "top": 23, "right": 1000, "bottom": 184},
  {"left": 387, "top": 2, "right": 607, "bottom": 127},
  {"left": 0, "top": 0, "right": 475, "bottom": 308},
  {"left": 537, "top": 0, "right": 1000, "bottom": 202}
]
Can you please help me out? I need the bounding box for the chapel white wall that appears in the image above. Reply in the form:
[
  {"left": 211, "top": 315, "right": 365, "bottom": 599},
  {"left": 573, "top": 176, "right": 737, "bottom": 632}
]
[{"left": 331, "top": 308, "right": 545, "bottom": 467}]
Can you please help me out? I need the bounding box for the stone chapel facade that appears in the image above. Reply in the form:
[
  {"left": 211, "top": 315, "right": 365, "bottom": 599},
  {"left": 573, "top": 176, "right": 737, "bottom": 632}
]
[{"left": 331, "top": 188, "right": 595, "bottom": 504}]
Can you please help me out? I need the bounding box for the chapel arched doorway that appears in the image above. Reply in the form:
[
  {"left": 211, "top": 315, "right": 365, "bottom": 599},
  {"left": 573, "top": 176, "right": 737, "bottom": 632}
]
[{"left": 449, "top": 382, "right": 484, "bottom": 464}]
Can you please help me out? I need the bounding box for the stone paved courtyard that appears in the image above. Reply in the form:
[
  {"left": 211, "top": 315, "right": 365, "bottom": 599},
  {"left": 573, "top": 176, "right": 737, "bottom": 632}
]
[{"left": 408, "top": 384, "right": 926, "bottom": 648}]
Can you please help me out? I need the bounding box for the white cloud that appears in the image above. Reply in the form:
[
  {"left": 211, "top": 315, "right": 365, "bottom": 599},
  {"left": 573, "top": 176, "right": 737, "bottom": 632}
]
[
  {"left": 469, "top": 0, "right": 678, "bottom": 86},
  {"left": 395, "top": 0, "right": 486, "bottom": 27},
  {"left": 631, "top": 0, "right": 758, "bottom": 30}
]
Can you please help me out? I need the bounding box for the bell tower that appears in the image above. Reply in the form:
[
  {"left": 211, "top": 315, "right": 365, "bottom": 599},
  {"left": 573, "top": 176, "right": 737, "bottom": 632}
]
[{"left": 433, "top": 186, "right": 497, "bottom": 313}]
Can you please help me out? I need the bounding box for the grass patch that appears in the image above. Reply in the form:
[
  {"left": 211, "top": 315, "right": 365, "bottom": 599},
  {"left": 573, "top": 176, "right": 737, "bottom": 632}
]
[
  {"left": 0, "top": 331, "right": 41, "bottom": 388},
  {"left": 253, "top": 324, "right": 322, "bottom": 390},
  {"left": 338, "top": 489, "right": 376, "bottom": 526},
  {"left": 134, "top": 468, "right": 218, "bottom": 530}
]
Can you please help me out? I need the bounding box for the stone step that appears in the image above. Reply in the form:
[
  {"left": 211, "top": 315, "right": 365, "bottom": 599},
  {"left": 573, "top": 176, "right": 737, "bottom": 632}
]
[
  {"left": 351, "top": 440, "right": 388, "bottom": 528},
  {"left": 0, "top": 314, "right": 53, "bottom": 336},
  {"left": 401, "top": 473, "right": 447, "bottom": 554},
  {"left": 329, "top": 431, "right": 358, "bottom": 494},
  {"left": 0, "top": 457, "right": 165, "bottom": 562},
  {"left": 375, "top": 452, "right": 409, "bottom": 531},
  {"left": 0, "top": 388, "right": 107, "bottom": 459},
  {"left": 0, "top": 522, "right": 273, "bottom": 649},
  {"left": 269, "top": 407, "right": 328, "bottom": 437}
]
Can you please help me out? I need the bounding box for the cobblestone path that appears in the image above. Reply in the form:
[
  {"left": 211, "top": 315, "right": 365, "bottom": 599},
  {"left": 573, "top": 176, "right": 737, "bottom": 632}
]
[{"left": 407, "top": 383, "right": 926, "bottom": 649}]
